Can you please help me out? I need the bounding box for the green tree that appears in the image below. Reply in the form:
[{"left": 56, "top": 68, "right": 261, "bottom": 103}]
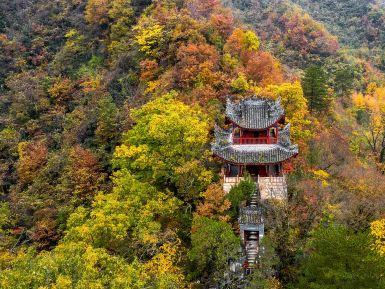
[
  {"left": 95, "top": 95, "right": 119, "bottom": 151},
  {"left": 108, "top": 0, "right": 135, "bottom": 60},
  {"left": 188, "top": 215, "right": 240, "bottom": 284},
  {"left": 113, "top": 92, "right": 213, "bottom": 201},
  {"left": 333, "top": 67, "right": 355, "bottom": 97},
  {"left": 295, "top": 224, "right": 385, "bottom": 289},
  {"left": 226, "top": 177, "right": 256, "bottom": 220},
  {"left": 301, "top": 66, "right": 330, "bottom": 113},
  {"left": 65, "top": 169, "right": 181, "bottom": 253}
]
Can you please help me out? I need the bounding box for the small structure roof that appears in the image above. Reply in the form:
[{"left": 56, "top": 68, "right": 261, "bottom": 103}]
[
  {"left": 238, "top": 189, "right": 264, "bottom": 232},
  {"left": 212, "top": 125, "right": 298, "bottom": 164},
  {"left": 226, "top": 98, "right": 284, "bottom": 130},
  {"left": 238, "top": 206, "right": 263, "bottom": 225}
]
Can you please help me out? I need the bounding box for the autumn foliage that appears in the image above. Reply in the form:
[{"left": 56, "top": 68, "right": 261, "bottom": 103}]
[{"left": 1, "top": 0, "right": 385, "bottom": 288}]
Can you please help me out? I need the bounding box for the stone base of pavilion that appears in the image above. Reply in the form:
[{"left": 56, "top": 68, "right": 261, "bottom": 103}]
[{"left": 223, "top": 175, "right": 287, "bottom": 200}]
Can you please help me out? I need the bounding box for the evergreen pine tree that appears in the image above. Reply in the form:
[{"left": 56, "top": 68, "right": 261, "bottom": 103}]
[{"left": 301, "top": 66, "right": 330, "bottom": 113}]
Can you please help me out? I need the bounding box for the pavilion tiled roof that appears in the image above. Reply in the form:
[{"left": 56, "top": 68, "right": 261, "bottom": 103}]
[
  {"left": 226, "top": 98, "right": 284, "bottom": 129},
  {"left": 238, "top": 189, "right": 264, "bottom": 229},
  {"left": 211, "top": 125, "right": 298, "bottom": 164}
]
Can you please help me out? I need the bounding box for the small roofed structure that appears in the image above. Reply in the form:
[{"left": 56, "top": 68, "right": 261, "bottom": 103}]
[
  {"left": 214, "top": 97, "right": 298, "bottom": 279},
  {"left": 212, "top": 97, "right": 298, "bottom": 200},
  {"left": 238, "top": 190, "right": 264, "bottom": 271},
  {"left": 227, "top": 188, "right": 265, "bottom": 277}
]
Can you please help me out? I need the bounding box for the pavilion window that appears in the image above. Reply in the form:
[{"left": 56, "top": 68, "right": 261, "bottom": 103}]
[
  {"left": 269, "top": 127, "right": 276, "bottom": 137},
  {"left": 228, "top": 164, "right": 240, "bottom": 177}
]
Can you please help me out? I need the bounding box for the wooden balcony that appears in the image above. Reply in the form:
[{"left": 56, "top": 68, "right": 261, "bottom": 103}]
[{"left": 233, "top": 137, "right": 277, "bottom": 145}]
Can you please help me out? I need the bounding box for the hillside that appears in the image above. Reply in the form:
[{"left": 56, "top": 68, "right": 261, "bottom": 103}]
[
  {"left": 1, "top": 0, "right": 385, "bottom": 288},
  {"left": 292, "top": 0, "right": 385, "bottom": 73},
  {"left": 292, "top": 0, "right": 385, "bottom": 49},
  {"left": 226, "top": 0, "right": 385, "bottom": 86}
]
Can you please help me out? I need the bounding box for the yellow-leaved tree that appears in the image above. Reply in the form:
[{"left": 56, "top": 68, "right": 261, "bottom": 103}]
[
  {"left": 352, "top": 84, "right": 385, "bottom": 167},
  {"left": 371, "top": 219, "right": 385, "bottom": 256},
  {"left": 113, "top": 92, "right": 213, "bottom": 201},
  {"left": 0, "top": 171, "right": 189, "bottom": 289},
  {"left": 264, "top": 82, "right": 312, "bottom": 144}
]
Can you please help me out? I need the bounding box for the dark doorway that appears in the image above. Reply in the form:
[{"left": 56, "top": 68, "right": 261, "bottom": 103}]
[
  {"left": 246, "top": 165, "right": 267, "bottom": 177},
  {"left": 227, "top": 164, "right": 240, "bottom": 177}
]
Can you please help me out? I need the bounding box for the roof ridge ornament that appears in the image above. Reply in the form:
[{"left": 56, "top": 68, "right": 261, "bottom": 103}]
[{"left": 225, "top": 96, "right": 285, "bottom": 129}]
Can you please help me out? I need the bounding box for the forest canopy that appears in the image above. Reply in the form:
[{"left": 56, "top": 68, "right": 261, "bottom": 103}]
[{"left": 1, "top": 0, "right": 385, "bottom": 288}]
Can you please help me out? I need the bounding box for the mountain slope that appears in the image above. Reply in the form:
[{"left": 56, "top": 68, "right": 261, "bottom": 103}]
[{"left": 292, "top": 0, "right": 385, "bottom": 49}]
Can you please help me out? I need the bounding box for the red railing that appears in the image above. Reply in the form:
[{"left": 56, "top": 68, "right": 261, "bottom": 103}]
[{"left": 233, "top": 137, "right": 277, "bottom": 145}]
